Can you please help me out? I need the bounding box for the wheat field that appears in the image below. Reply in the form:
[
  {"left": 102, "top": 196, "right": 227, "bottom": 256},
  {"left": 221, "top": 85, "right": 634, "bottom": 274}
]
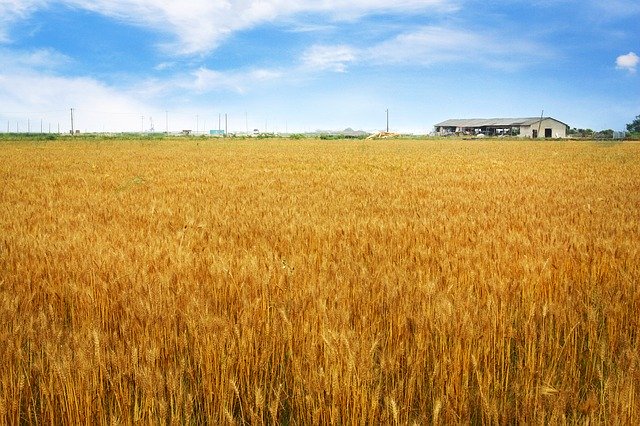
[{"left": 1, "top": 137, "right": 639, "bottom": 423}]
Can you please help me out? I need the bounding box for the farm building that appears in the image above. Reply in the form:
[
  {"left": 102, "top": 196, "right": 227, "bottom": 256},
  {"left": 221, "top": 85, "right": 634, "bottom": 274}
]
[{"left": 434, "top": 117, "right": 568, "bottom": 138}]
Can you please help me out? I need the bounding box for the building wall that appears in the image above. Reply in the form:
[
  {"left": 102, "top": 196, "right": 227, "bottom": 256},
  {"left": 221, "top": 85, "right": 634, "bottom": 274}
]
[{"left": 519, "top": 119, "right": 567, "bottom": 138}]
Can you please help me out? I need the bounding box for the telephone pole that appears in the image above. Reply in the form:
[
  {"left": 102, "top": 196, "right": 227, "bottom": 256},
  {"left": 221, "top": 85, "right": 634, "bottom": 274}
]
[
  {"left": 386, "top": 109, "right": 389, "bottom": 133},
  {"left": 537, "top": 109, "right": 544, "bottom": 139}
]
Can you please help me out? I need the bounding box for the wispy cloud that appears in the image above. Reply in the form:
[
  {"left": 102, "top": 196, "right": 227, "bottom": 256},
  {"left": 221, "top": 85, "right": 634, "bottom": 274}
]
[
  {"left": 0, "top": 47, "right": 72, "bottom": 71},
  {"left": 1, "top": 0, "right": 459, "bottom": 55},
  {"left": 298, "top": 26, "right": 553, "bottom": 71},
  {"left": 184, "top": 24, "right": 543, "bottom": 93},
  {"left": 112, "top": 23, "right": 551, "bottom": 104},
  {"left": 0, "top": 0, "right": 46, "bottom": 42},
  {"left": 370, "top": 26, "right": 482, "bottom": 65},
  {"left": 372, "top": 26, "right": 553, "bottom": 68},
  {"left": 190, "top": 67, "right": 284, "bottom": 94},
  {"left": 301, "top": 45, "right": 357, "bottom": 72},
  {"left": 591, "top": 0, "right": 640, "bottom": 17}
]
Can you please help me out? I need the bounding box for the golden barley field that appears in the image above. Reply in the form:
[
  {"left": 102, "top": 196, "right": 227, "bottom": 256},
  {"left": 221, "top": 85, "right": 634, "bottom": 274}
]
[{"left": 1, "top": 137, "right": 639, "bottom": 424}]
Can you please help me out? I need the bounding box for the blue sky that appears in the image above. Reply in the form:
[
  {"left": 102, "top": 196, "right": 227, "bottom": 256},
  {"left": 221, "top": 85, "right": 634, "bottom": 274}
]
[{"left": 1, "top": 0, "right": 638, "bottom": 134}]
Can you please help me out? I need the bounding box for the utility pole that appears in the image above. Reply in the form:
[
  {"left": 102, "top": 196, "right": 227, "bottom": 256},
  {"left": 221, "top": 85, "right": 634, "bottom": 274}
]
[
  {"left": 386, "top": 109, "right": 389, "bottom": 133},
  {"left": 70, "top": 108, "right": 74, "bottom": 135},
  {"left": 537, "top": 109, "right": 544, "bottom": 139}
]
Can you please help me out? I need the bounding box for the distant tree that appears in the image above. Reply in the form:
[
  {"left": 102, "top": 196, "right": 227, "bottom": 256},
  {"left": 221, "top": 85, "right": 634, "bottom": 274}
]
[
  {"left": 627, "top": 115, "right": 640, "bottom": 133},
  {"left": 595, "top": 129, "right": 614, "bottom": 139},
  {"left": 569, "top": 128, "right": 594, "bottom": 138}
]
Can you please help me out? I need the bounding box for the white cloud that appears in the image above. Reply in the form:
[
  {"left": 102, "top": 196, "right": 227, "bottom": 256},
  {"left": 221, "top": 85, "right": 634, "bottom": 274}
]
[
  {"left": 157, "top": 26, "right": 490, "bottom": 97},
  {"left": 0, "top": 0, "right": 46, "bottom": 42},
  {"left": 190, "top": 67, "right": 283, "bottom": 93},
  {"left": 592, "top": 0, "right": 640, "bottom": 17},
  {"left": 1, "top": 0, "right": 458, "bottom": 54},
  {"left": 0, "top": 46, "right": 155, "bottom": 132},
  {"left": 0, "top": 70, "right": 154, "bottom": 132},
  {"left": 298, "top": 26, "right": 552, "bottom": 71},
  {"left": 370, "top": 26, "right": 482, "bottom": 65},
  {"left": 376, "top": 26, "right": 553, "bottom": 68},
  {"left": 154, "top": 62, "right": 176, "bottom": 71},
  {"left": 616, "top": 52, "right": 639, "bottom": 74},
  {"left": 0, "top": 47, "right": 72, "bottom": 70},
  {"left": 301, "top": 45, "right": 357, "bottom": 72}
]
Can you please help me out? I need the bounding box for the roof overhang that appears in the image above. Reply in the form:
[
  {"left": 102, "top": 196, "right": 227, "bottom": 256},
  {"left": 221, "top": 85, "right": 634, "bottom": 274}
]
[{"left": 435, "top": 117, "right": 568, "bottom": 128}]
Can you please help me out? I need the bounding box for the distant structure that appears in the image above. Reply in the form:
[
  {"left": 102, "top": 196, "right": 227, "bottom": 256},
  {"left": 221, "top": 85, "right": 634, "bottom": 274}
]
[{"left": 434, "top": 117, "right": 568, "bottom": 138}]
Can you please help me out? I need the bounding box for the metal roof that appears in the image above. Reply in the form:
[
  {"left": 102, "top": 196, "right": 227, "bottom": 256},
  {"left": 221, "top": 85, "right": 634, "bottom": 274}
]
[{"left": 434, "top": 117, "right": 566, "bottom": 128}]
